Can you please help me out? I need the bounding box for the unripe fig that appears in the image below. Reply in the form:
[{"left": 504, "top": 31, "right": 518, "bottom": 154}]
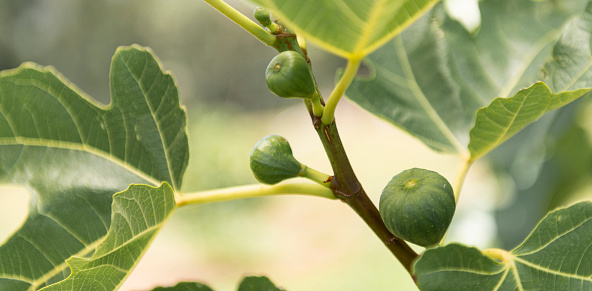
[
  {"left": 265, "top": 51, "right": 316, "bottom": 98},
  {"left": 250, "top": 135, "right": 303, "bottom": 185},
  {"left": 379, "top": 168, "right": 455, "bottom": 247}
]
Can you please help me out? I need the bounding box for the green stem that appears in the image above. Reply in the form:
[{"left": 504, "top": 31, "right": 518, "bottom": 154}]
[
  {"left": 440, "top": 155, "right": 474, "bottom": 244},
  {"left": 299, "top": 165, "right": 332, "bottom": 188},
  {"left": 202, "top": 0, "right": 276, "bottom": 46},
  {"left": 321, "top": 57, "right": 362, "bottom": 125},
  {"left": 265, "top": 22, "right": 281, "bottom": 34},
  {"left": 453, "top": 155, "right": 473, "bottom": 202},
  {"left": 176, "top": 182, "right": 335, "bottom": 207},
  {"left": 311, "top": 92, "right": 324, "bottom": 117}
]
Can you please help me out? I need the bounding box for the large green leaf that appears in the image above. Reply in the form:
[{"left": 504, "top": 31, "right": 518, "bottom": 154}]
[
  {"left": 413, "top": 201, "right": 592, "bottom": 290},
  {"left": 543, "top": 1, "right": 592, "bottom": 93},
  {"left": 346, "top": 0, "right": 586, "bottom": 154},
  {"left": 0, "top": 45, "right": 189, "bottom": 289},
  {"left": 468, "top": 0, "right": 592, "bottom": 160},
  {"left": 468, "top": 82, "right": 590, "bottom": 160},
  {"left": 249, "top": 0, "right": 439, "bottom": 59},
  {"left": 41, "top": 183, "right": 176, "bottom": 290}
]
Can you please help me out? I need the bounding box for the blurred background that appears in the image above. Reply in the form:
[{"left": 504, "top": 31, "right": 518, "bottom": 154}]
[{"left": 0, "top": 0, "right": 591, "bottom": 290}]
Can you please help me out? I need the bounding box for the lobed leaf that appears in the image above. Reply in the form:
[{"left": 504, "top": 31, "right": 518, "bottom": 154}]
[
  {"left": 40, "top": 183, "right": 177, "bottom": 290},
  {"left": 0, "top": 45, "right": 189, "bottom": 290},
  {"left": 414, "top": 201, "right": 592, "bottom": 290},
  {"left": 249, "top": 0, "right": 439, "bottom": 59},
  {"left": 346, "top": 0, "right": 588, "bottom": 154}
]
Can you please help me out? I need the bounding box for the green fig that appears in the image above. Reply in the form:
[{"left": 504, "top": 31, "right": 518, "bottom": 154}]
[
  {"left": 379, "top": 168, "right": 455, "bottom": 247},
  {"left": 250, "top": 135, "right": 303, "bottom": 185},
  {"left": 265, "top": 51, "right": 316, "bottom": 98}
]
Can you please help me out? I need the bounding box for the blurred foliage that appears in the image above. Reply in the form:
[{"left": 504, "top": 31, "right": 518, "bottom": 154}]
[
  {"left": 237, "top": 276, "right": 283, "bottom": 291},
  {"left": 152, "top": 282, "right": 214, "bottom": 291},
  {"left": 0, "top": 0, "right": 342, "bottom": 110},
  {"left": 489, "top": 96, "right": 592, "bottom": 249},
  {"left": 183, "top": 105, "right": 261, "bottom": 192}
]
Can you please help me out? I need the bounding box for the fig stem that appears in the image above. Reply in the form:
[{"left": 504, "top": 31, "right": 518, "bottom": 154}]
[
  {"left": 266, "top": 23, "right": 282, "bottom": 34},
  {"left": 309, "top": 114, "right": 419, "bottom": 276},
  {"left": 453, "top": 155, "right": 473, "bottom": 202},
  {"left": 321, "top": 57, "right": 362, "bottom": 125},
  {"left": 311, "top": 92, "right": 324, "bottom": 116},
  {"left": 202, "top": 0, "right": 276, "bottom": 46},
  {"left": 440, "top": 156, "right": 473, "bottom": 244},
  {"left": 299, "top": 164, "right": 332, "bottom": 188},
  {"left": 176, "top": 183, "right": 336, "bottom": 207}
]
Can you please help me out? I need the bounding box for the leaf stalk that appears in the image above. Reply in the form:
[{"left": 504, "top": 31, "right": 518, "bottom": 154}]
[
  {"left": 299, "top": 164, "right": 332, "bottom": 188},
  {"left": 453, "top": 155, "right": 473, "bottom": 202},
  {"left": 321, "top": 57, "right": 362, "bottom": 124},
  {"left": 176, "top": 183, "right": 336, "bottom": 206},
  {"left": 202, "top": 0, "right": 276, "bottom": 46}
]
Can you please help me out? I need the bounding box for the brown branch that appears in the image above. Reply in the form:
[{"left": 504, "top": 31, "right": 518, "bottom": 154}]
[{"left": 311, "top": 114, "right": 419, "bottom": 275}]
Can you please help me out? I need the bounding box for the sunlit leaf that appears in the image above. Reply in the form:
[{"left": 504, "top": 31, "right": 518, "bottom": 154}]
[
  {"left": 468, "top": 82, "right": 590, "bottom": 160},
  {"left": 250, "top": 0, "right": 439, "bottom": 59},
  {"left": 41, "top": 183, "right": 176, "bottom": 290},
  {"left": 414, "top": 201, "right": 592, "bottom": 290},
  {"left": 0, "top": 45, "right": 188, "bottom": 290}
]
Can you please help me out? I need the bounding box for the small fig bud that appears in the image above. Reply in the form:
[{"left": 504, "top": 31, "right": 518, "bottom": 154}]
[
  {"left": 379, "top": 168, "right": 456, "bottom": 247},
  {"left": 250, "top": 135, "right": 303, "bottom": 185},
  {"left": 254, "top": 7, "right": 272, "bottom": 27},
  {"left": 265, "top": 51, "right": 316, "bottom": 98}
]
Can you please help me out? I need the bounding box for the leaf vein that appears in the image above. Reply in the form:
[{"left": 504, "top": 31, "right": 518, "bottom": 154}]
[
  {"left": 394, "top": 37, "right": 465, "bottom": 153},
  {"left": 0, "top": 138, "right": 159, "bottom": 186},
  {"left": 492, "top": 266, "right": 511, "bottom": 291},
  {"left": 514, "top": 214, "right": 592, "bottom": 256},
  {"left": 87, "top": 223, "right": 162, "bottom": 262},
  {"left": 120, "top": 53, "right": 175, "bottom": 190},
  {"left": 514, "top": 257, "right": 592, "bottom": 282}
]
